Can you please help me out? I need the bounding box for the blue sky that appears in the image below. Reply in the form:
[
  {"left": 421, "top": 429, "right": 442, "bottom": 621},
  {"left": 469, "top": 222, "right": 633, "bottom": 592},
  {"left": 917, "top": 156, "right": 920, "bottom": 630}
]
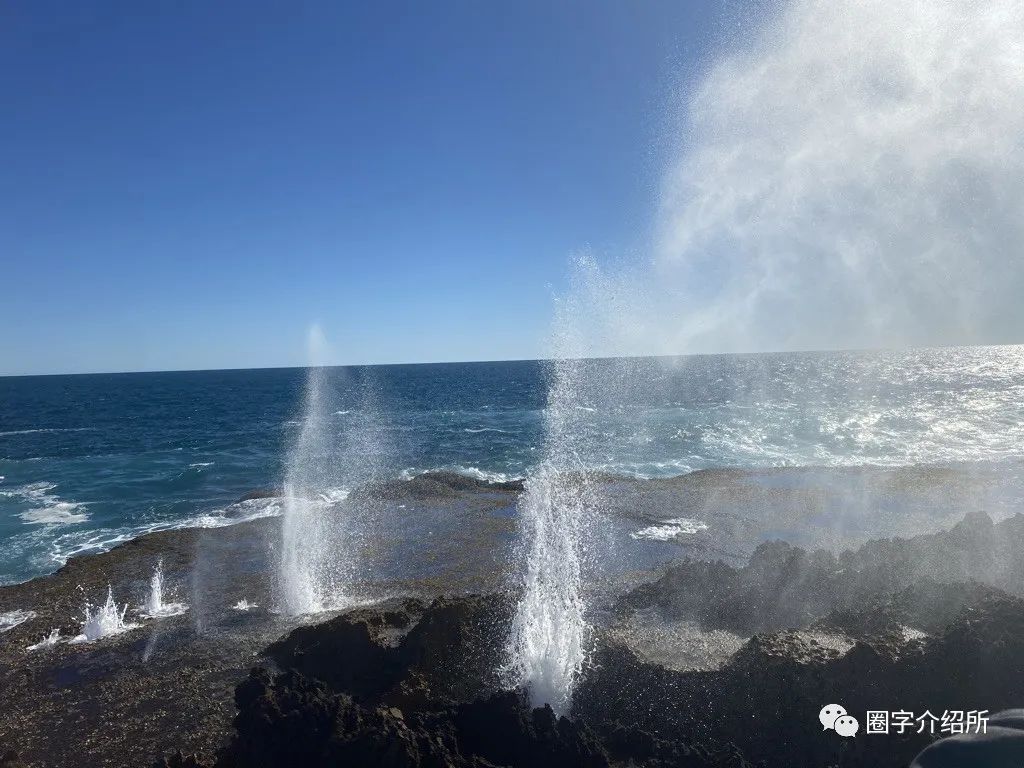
[{"left": 1, "top": 1, "right": 723, "bottom": 375}]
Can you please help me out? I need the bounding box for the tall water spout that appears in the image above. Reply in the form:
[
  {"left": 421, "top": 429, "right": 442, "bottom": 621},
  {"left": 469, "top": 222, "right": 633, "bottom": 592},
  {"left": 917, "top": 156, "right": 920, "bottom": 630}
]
[
  {"left": 280, "top": 326, "right": 338, "bottom": 614},
  {"left": 505, "top": 369, "right": 593, "bottom": 713},
  {"left": 506, "top": 288, "right": 610, "bottom": 713},
  {"left": 279, "top": 325, "right": 380, "bottom": 615}
]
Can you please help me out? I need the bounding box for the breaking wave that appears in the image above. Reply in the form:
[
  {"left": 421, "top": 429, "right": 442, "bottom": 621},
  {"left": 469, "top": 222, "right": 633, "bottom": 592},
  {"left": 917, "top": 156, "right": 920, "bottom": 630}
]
[{"left": 44, "top": 497, "right": 281, "bottom": 572}]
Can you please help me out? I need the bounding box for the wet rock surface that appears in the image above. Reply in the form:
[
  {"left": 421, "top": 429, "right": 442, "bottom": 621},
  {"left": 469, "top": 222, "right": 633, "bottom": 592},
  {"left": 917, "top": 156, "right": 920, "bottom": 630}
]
[
  {"left": 263, "top": 593, "right": 512, "bottom": 706},
  {"left": 586, "top": 510, "right": 1024, "bottom": 767},
  {"left": 0, "top": 474, "right": 519, "bottom": 767},
  {"left": 619, "top": 510, "right": 1024, "bottom": 635},
  {"left": 3, "top": 497, "right": 1024, "bottom": 767},
  {"left": 0, "top": 518, "right": 279, "bottom": 768},
  {"left": 153, "top": 597, "right": 752, "bottom": 768},
  {"left": 577, "top": 593, "right": 1024, "bottom": 767},
  {"left": 211, "top": 669, "right": 613, "bottom": 768},
  {"left": 158, "top": 581, "right": 1024, "bottom": 768}
]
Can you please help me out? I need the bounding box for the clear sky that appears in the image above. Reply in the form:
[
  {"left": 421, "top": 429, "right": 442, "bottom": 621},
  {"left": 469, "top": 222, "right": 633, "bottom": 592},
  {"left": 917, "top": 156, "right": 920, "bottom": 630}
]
[{"left": 1, "top": 1, "right": 723, "bottom": 375}]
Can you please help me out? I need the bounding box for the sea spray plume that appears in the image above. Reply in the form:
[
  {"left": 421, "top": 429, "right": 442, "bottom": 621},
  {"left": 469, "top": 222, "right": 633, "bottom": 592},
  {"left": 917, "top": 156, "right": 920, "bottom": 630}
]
[
  {"left": 505, "top": 369, "right": 592, "bottom": 713},
  {"left": 27, "top": 628, "right": 60, "bottom": 651},
  {"left": 72, "top": 585, "right": 136, "bottom": 642},
  {"left": 606, "top": 0, "right": 1024, "bottom": 357},
  {"left": 281, "top": 325, "right": 338, "bottom": 614},
  {"left": 506, "top": 263, "right": 629, "bottom": 713},
  {"left": 147, "top": 559, "right": 166, "bottom": 614},
  {"left": 141, "top": 558, "right": 187, "bottom": 618},
  {"left": 279, "top": 325, "right": 384, "bottom": 615},
  {"left": 505, "top": 0, "right": 1024, "bottom": 712}
]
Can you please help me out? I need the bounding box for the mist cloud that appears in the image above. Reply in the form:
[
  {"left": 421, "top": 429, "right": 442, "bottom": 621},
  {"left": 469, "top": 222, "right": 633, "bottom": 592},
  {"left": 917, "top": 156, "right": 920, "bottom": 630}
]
[{"left": 578, "top": 0, "right": 1024, "bottom": 356}]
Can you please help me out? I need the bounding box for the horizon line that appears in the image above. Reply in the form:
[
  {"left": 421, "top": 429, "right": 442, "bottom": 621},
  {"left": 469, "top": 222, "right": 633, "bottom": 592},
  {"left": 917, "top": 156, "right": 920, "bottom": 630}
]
[{"left": 2, "top": 341, "right": 1021, "bottom": 379}]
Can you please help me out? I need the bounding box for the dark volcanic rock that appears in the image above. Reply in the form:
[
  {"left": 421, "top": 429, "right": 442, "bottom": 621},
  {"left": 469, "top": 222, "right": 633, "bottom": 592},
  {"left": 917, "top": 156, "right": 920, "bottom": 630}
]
[
  {"left": 215, "top": 667, "right": 609, "bottom": 768},
  {"left": 0, "top": 518, "right": 279, "bottom": 768},
  {"left": 0, "top": 479, "right": 521, "bottom": 767},
  {"left": 257, "top": 577, "right": 1024, "bottom": 768},
  {"left": 396, "top": 593, "right": 512, "bottom": 703},
  {"left": 578, "top": 591, "right": 1024, "bottom": 768},
  {"left": 620, "top": 511, "right": 1024, "bottom": 636},
  {"left": 361, "top": 471, "right": 524, "bottom": 501},
  {"left": 183, "top": 594, "right": 757, "bottom": 768},
  {"left": 12, "top": 501, "right": 1024, "bottom": 768},
  {"left": 235, "top": 489, "right": 280, "bottom": 502},
  {"left": 263, "top": 598, "right": 422, "bottom": 700},
  {"left": 265, "top": 594, "right": 512, "bottom": 707},
  {"left": 601, "top": 725, "right": 752, "bottom": 768}
]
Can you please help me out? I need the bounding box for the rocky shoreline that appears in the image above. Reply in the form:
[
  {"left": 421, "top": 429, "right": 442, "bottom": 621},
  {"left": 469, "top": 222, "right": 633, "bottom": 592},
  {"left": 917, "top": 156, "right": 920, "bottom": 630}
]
[{"left": 2, "top": 473, "right": 1024, "bottom": 766}]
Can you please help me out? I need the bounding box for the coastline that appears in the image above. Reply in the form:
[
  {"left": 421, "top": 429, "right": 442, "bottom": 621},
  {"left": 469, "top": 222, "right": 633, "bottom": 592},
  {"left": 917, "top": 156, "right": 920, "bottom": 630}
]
[
  {"left": 2, "top": 470, "right": 1024, "bottom": 765},
  {"left": 5, "top": 458, "right": 1022, "bottom": 588}
]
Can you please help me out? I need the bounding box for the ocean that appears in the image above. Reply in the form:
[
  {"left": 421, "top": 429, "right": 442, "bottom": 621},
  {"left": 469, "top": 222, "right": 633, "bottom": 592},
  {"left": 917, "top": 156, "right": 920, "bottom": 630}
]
[{"left": 2, "top": 345, "right": 1024, "bottom": 585}]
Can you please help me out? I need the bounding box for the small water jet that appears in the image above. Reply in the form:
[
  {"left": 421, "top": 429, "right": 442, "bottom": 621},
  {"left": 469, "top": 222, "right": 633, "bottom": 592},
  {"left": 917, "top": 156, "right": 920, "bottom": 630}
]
[
  {"left": 27, "top": 628, "right": 61, "bottom": 651},
  {"left": 72, "top": 586, "right": 137, "bottom": 643},
  {"left": 232, "top": 599, "right": 257, "bottom": 612},
  {"left": 141, "top": 559, "right": 188, "bottom": 618}
]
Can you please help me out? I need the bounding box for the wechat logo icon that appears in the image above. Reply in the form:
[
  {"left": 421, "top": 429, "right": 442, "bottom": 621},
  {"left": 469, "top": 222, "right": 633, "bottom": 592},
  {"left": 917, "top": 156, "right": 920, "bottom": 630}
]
[{"left": 820, "top": 704, "right": 859, "bottom": 737}]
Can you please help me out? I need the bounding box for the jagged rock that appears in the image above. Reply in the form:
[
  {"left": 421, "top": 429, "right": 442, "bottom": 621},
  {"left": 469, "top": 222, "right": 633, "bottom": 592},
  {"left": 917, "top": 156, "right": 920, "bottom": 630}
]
[
  {"left": 265, "top": 593, "right": 511, "bottom": 707},
  {"left": 216, "top": 667, "right": 608, "bottom": 768},
  {"left": 619, "top": 511, "right": 1024, "bottom": 636},
  {"left": 187, "top": 594, "right": 760, "bottom": 768},
  {"left": 578, "top": 591, "right": 1024, "bottom": 768},
  {"left": 601, "top": 725, "right": 752, "bottom": 768},
  {"left": 225, "top": 668, "right": 448, "bottom": 767},
  {"left": 396, "top": 594, "right": 512, "bottom": 703},
  {"left": 141, "top": 510, "right": 1024, "bottom": 768},
  {"left": 451, "top": 690, "right": 608, "bottom": 768},
  {"left": 728, "top": 630, "right": 846, "bottom": 669},
  {"left": 264, "top": 598, "right": 421, "bottom": 700}
]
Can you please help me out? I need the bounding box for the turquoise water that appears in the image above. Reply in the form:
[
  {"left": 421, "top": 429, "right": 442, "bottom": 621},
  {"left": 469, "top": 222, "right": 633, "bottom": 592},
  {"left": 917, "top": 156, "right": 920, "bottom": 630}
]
[{"left": 2, "top": 346, "right": 1024, "bottom": 584}]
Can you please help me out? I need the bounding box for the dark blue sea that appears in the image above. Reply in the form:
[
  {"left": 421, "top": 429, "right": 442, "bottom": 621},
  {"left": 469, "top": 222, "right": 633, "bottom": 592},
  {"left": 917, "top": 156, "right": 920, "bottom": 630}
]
[{"left": 3, "top": 346, "right": 1024, "bottom": 585}]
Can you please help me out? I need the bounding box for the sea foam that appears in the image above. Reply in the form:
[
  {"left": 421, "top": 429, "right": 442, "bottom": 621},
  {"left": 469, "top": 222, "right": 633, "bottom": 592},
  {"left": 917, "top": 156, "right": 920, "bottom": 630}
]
[
  {"left": 1, "top": 482, "right": 89, "bottom": 526},
  {"left": 0, "top": 609, "right": 36, "bottom": 632},
  {"left": 48, "top": 498, "right": 282, "bottom": 572},
  {"left": 631, "top": 518, "right": 710, "bottom": 541},
  {"left": 399, "top": 465, "right": 524, "bottom": 484}
]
